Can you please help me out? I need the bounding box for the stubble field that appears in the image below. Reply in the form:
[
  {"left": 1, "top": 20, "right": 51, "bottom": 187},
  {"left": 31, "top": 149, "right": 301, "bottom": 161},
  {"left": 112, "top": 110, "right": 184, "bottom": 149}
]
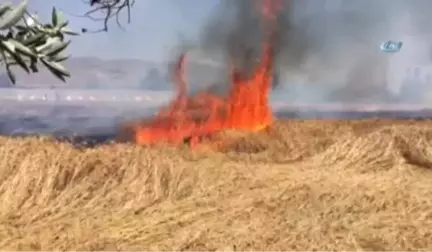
[{"left": 0, "top": 119, "right": 432, "bottom": 251}]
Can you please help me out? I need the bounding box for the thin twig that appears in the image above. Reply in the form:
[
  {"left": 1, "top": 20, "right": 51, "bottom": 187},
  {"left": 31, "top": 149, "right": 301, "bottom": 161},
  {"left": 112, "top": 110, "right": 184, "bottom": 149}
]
[{"left": 61, "top": 0, "right": 134, "bottom": 32}]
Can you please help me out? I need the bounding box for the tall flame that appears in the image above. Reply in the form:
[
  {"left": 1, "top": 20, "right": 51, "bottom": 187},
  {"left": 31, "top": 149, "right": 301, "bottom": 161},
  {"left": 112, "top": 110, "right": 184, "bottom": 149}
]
[{"left": 133, "top": 0, "right": 282, "bottom": 147}]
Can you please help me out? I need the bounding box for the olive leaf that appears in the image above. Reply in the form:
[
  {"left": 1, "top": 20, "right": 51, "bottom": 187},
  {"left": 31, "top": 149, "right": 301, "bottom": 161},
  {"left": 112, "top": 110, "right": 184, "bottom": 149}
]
[
  {"left": 0, "top": 0, "right": 27, "bottom": 30},
  {"left": 22, "top": 33, "right": 45, "bottom": 46},
  {"left": 49, "top": 54, "right": 69, "bottom": 62},
  {"left": 51, "top": 7, "right": 68, "bottom": 28},
  {"left": 9, "top": 39, "right": 37, "bottom": 59},
  {"left": 45, "top": 40, "right": 70, "bottom": 57},
  {"left": 0, "top": 5, "right": 12, "bottom": 18},
  {"left": 0, "top": 47, "right": 16, "bottom": 84},
  {"left": 6, "top": 65, "right": 16, "bottom": 84},
  {"left": 51, "top": 7, "right": 58, "bottom": 27},
  {"left": 60, "top": 27, "right": 79, "bottom": 36},
  {"left": 1, "top": 39, "right": 15, "bottom": 53},
  {"left": 40, "top": 57, "right": 70, "bottom": 82},
  {"left": 0, "top": 1, "right": 78, "bottom": 84}
]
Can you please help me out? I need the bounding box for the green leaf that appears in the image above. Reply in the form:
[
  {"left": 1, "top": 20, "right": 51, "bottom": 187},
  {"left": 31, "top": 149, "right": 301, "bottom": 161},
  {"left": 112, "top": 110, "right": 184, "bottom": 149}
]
[
  {"left": 51, "top": 7, "right": 57, "bottom": 27},
  {"left": 0, "top": 45, "right": 7, "bottom": 61},
  {"left": 60, "top": 27, "right": 79, "bottom": 36},
  {"left": 35, "top": 36, "right": 61, "bottom": 53},
  {"left": 0, "top": 4, "right": 11, "bottom": 18},
  {"left": 45, "top": 40, "right": 70, "bottom": 57},
  {"left": 51, "top": 7, "right": 68, "bottom": 28},
  {"left": 0, "top": 48, "right": 18, "bottom": 84},
  {"left": 10, "top": 39, "right": 36, "bottom": 59},
  {"left": 49, "top": 54, "right": 69, "bottom": 62},
  {"left": 40, "top": 58, "right": 70, "bottom": 78},
  {"left": 6, "top": 66, "right": 16, "bottom": 84},
  {"left": 15, "top": 30, "right": 27, "bottom": 40},
  {"left": 58, "top": 20, "right": 69, "bottom": 29},
  {"left": 21, "top": 32, "right": 45, "bottom": 46},
  {"left": 1, "top": 40, "right": 15, "bottom": 53},
  {"left": 9, "top": 51, "right": 30, "bottom": 73},
  {"left": 29, "top": 57, "right": 38, "bottom": 72},
  {"left": 43, "top": 23, "right": 53, "bottom": 29},
  {"left": 1, "top": 41, "right": 31, "bottom": 74},
  {"left": 0, "top": 0, "right": 27, "bottom": 30},
  {"left": 5, "top": 30, "right": 13, "bottom": 39},
  {"left": 40, "top": 60, "right": 67, "bottom": 82},
  {"left": 14, "top": 24, "right": 27, "bottom": 31}
]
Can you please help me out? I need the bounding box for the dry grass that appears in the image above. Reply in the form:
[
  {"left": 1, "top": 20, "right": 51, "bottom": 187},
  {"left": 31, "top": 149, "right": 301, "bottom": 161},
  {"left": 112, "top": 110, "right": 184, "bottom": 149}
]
[{"left": 1, "top": 119, "right": 432, "bottom": 251}]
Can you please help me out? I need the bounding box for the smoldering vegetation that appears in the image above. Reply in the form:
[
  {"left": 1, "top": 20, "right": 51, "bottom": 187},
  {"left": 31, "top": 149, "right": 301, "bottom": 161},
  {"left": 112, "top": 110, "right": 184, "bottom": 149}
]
[
  {"left": 0, "top": 103, "right": 159, "bottom": 148},
  {"left": 1, "top": 102, "right": 432, "bottom": 149}
]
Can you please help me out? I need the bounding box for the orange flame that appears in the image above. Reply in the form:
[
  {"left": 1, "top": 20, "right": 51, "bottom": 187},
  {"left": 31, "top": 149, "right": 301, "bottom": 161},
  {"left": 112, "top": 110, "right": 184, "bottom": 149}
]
[{"left": 133, "top": 0, "right": 282, "bottom": 147}]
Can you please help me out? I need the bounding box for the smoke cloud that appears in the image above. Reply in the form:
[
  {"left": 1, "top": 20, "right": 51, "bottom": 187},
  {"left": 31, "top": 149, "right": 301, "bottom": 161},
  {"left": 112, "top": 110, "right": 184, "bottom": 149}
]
[{"left": 186, "top": 0, "right": 432, "bottom": 104}]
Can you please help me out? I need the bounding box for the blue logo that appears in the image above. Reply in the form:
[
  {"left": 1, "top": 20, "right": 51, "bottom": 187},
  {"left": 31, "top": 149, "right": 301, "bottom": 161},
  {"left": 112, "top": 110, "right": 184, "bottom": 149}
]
[{"left": 380, "top": 40, "right": 403, "bottom": 53}]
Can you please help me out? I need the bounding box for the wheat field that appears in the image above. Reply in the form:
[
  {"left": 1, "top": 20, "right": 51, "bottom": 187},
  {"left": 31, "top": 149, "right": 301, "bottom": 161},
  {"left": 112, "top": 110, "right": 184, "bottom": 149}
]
[{"left": 0, "top": 119, "right": 431, "bottom": 251}]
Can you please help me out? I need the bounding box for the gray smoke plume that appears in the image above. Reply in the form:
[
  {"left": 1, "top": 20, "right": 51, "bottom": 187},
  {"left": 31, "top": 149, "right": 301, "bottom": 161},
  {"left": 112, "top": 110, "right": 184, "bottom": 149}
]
[
  {"left": 176, "top": 0, "right": 304, "bottom": 96},
  {"left": 193, "top": 0, "right": 306, "bottom": 92},
  {"left": 185, "top": 0, "right": 432, "bottom": 104}
]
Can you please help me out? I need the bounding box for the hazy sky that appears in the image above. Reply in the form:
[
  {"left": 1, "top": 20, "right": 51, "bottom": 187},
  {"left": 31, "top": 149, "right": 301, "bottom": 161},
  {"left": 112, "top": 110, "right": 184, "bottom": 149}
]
[
  {"left": 21, "top": 1, "right": 432, "bottom": 101},
  {"left": 30, "top": 0, "right": 217, "bottom": 61}
]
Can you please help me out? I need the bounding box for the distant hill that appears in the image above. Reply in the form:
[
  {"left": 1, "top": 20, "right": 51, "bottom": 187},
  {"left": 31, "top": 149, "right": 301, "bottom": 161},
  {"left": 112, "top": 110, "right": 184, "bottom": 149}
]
[
  {"left": 4, "top": 56, "right": 225, "bottom": 91},
  {"left": 7, "top": 57, "right": 159, "bottom": 89},
  {"left": 139, "top": 68, "right": 170, "bottom": 91}
]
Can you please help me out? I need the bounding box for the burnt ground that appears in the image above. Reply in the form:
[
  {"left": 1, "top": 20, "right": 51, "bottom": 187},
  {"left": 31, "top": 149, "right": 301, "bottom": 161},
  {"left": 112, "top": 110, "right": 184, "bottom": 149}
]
[{"left": 1, "top": 103, "right": 432, "bottom": 148}]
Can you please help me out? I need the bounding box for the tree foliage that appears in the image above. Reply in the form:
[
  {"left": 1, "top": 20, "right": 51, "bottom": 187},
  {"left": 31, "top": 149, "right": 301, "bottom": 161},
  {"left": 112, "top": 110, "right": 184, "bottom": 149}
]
[
  {"left": 0, "top": 0, "right": 134, "bottom": 85},
  {"left": 0, "top": 0, "right": 79, "bottom": 85}
]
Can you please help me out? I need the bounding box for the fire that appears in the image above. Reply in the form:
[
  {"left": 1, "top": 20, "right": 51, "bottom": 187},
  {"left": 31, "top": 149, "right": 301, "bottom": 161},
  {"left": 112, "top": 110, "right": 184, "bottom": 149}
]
[{"left": 133, "top": 0, "right": 282, "bottom": 147}]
